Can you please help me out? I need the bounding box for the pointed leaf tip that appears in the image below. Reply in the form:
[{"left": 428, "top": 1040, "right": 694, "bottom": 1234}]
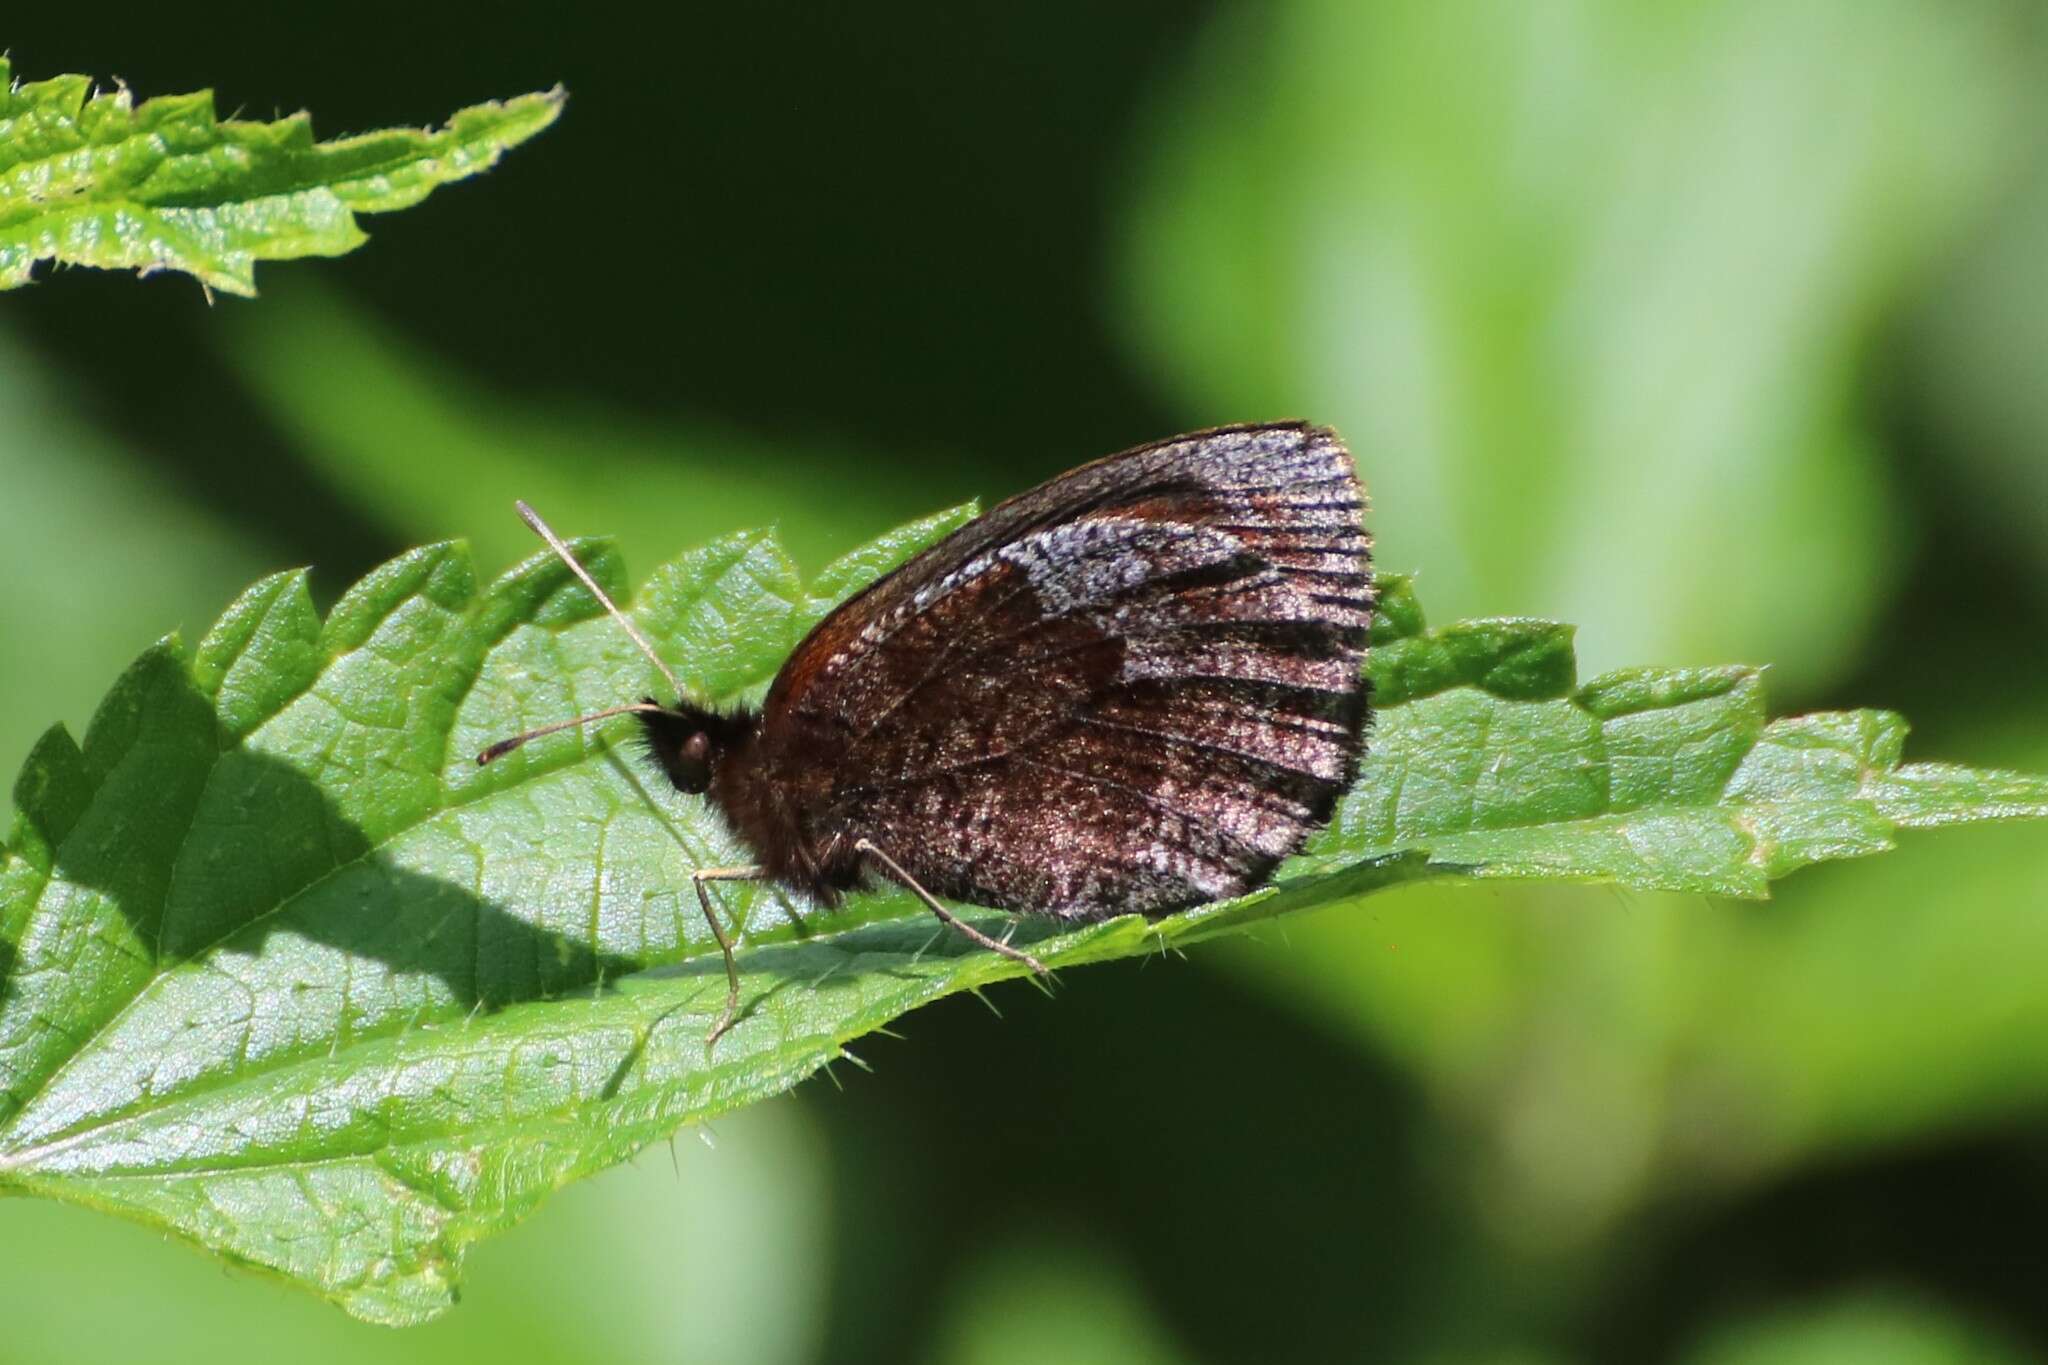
[
  {"left": 2, "top": 521, "right": 2043, "bottom": 1321},
  {"left": 0, "top": 63, "right": 563, "bottom": 293}
]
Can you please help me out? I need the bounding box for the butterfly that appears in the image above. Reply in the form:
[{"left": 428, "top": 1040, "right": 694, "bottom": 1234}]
[{"left": 480, "top": 421, "right": 1374, "bottom": 1046}]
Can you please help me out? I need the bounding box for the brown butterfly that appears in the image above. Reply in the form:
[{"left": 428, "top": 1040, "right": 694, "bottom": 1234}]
[{"left": 480, "top": 421, "right": 1373, "bottom": 1046}]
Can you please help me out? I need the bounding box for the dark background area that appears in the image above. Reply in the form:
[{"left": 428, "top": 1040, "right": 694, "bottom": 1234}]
[{"left": 8, "top": 2, "right": 1201, "bottom": 584}]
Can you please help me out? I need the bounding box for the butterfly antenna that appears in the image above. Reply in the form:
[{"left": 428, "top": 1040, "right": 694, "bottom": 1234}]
[
  {"left": 476, "top": 702, "right": 672, "bottom": 766},
  {"left": 514, "top": 499, "right": 683, "bottom": 698}
]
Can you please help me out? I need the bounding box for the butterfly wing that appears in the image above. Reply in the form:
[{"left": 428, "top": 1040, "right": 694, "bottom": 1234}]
[{"left": 758, "top": 422, "right": 1372, "bottom": 918}]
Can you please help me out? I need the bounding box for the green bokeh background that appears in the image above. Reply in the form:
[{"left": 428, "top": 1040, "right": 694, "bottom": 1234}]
[{"left": 5, "top": 2, "right": 2048, "bottom": 1360}]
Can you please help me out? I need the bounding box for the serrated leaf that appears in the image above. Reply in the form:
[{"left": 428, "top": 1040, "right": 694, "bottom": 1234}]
[
  {"left": 1, "top": 518, "right": 2042, "bottom": 1323},
  {"left": 1306, "top": 584, "right": 2048, "bottom": 895},
  {"left": 0, "top": 57, "right": 562, "bottom": 294}
]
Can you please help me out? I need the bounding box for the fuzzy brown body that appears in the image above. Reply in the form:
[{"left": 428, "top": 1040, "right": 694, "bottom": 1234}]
[{"left": 640, "top": 422, "right": 1374, "bottom": 923}]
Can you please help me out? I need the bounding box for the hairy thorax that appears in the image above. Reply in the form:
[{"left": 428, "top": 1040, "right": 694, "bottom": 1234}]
[{"left": 710, "top": 708, "right": 864, "bottom": 906}]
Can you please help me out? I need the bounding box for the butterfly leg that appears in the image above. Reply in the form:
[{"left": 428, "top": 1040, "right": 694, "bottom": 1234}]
[
  {"left": 693, "top": 865, "right": 767, "bottom": 1051},
  {"left": 853, "top": 838, "right": 1050, "bottom": 977}
]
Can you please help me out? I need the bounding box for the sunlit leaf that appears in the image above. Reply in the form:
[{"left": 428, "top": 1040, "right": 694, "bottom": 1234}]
[
  {"left": 2, "top": 519, "right": 2041, "bottom": 1322},
  {"left": 0, "top": 57, "right": 562, "bottom": 294}
]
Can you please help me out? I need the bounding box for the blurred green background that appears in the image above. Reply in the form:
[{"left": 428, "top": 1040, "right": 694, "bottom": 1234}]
[{"left": 6, "top": 1, "right": 2048, "bottom": 1360}]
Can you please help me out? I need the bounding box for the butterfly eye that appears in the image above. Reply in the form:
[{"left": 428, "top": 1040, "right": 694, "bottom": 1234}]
[{"left": 662, "top": 730, "right": 716, "bottom": 795}]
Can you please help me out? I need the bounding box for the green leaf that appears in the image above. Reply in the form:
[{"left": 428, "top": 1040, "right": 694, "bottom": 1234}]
[
  {"left": 1301, "top": 577, "right": 2048, "bottom": 896},
  {"left": 0, "top": 58, "right": 562, "bottom": 295},
  {"left": 1, "top": 520, "right": 2042, "bottom": 1323}
]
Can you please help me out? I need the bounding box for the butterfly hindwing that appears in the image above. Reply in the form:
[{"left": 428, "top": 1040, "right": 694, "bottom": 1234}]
[{"left": 754, "top": 422, "right": 1373, "bottom": 917}]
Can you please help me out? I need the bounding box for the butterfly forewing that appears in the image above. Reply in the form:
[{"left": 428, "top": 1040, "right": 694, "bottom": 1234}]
[{"left": 753, "top": 421, "right": 1372, "bottom": 919}]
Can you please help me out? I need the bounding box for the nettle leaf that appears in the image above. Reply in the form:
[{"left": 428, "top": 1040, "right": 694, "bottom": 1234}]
[
  {"left": 1294, "top": 576, "right": 2048, "bottom": 894},
  {"left": 2, "top": 517, "right": 2042, "bottom": 1323},
  {"left": 0, "top": 57, "right": 562, "bottom": 294}
]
